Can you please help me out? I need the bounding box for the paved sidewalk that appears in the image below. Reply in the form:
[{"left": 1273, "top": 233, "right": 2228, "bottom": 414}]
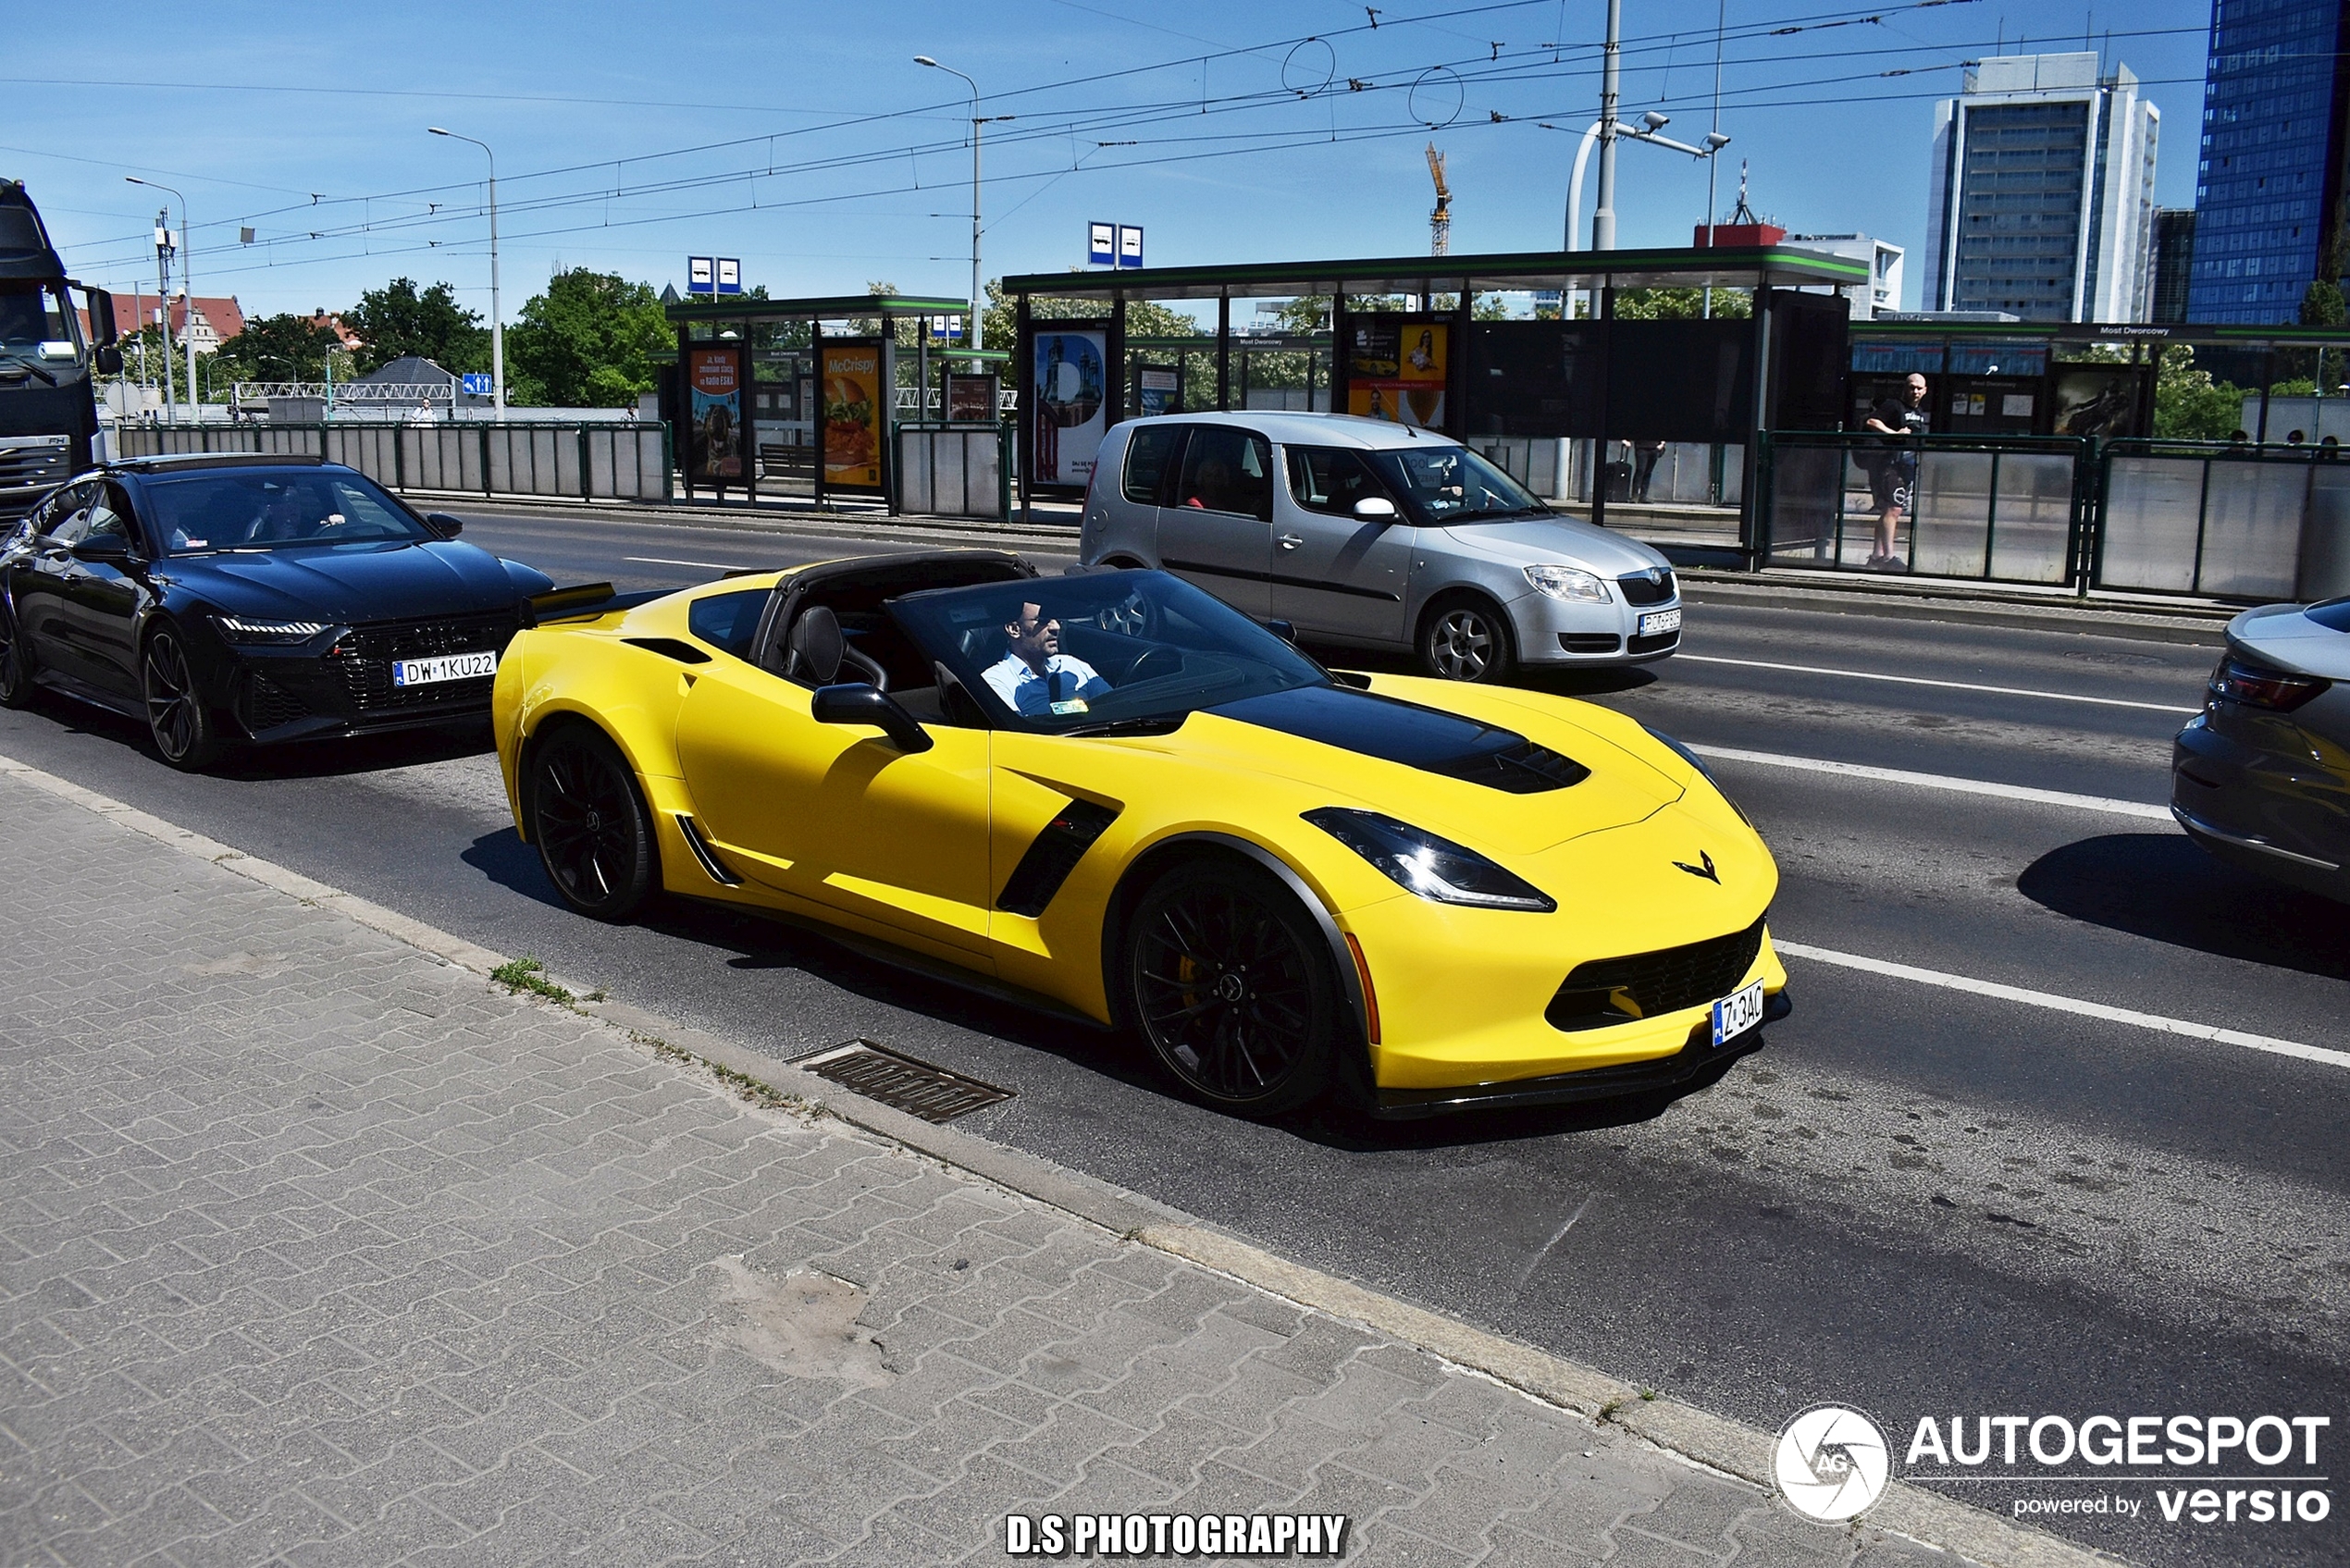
[{"left": 0, "top": 768, "right": 1961, "bottom": 1567}]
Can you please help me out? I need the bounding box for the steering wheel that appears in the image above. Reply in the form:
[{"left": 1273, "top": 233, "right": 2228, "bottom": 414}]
[
  {"left": 1096, "top": 591, "right": 1155, "bottom": 639},
  {"left": 1126, "top": 647, "right": 1183, "bottom": 685}
]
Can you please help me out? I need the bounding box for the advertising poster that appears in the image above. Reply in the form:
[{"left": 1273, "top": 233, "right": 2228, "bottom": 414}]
[
  {"left": 2051, "top": 366, "right": 2145, "bottom": 439},
  {"left": 819, "top": 340, "right": 885, "bottom": 492},
  {"left": 1346, "top": 315, "right": 1447, "bottom": 429},
  {"left": 1032, "top": 328, "right": 1107, "bottom": 488},
  {"left": 1134, "top": 364, "right": 1181, "bottom": 417},
  {"left": 686, "top": 347, "right": 743, "bottom": 481},
  {"left": 944, "top": 372, "right": 998, "bottom": 423}
]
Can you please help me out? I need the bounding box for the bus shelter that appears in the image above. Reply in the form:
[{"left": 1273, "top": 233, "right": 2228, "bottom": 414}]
[
  {"left": 665, "top": 293, "right": 993, "bottom": 509},
  {"left": 999, "top": 245, "right": 1870, "bottom": 533}
]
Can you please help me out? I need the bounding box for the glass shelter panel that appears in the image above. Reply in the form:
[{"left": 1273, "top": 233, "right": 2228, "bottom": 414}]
[
  {"left": 2098, "top": 456, "right": 2204, "bottom": 593},
  {"left": 1985, "top": 452, "right": 2075, "bottom": 584},
  {"left": 2198, "top": 461, "right": 2307, "bottom": 599}
]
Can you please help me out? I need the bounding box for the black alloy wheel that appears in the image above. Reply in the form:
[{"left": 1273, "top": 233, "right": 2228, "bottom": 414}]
[
  {"left": 0, "top": 602, "right": 31, "bottom": 710},
  {"left": 528, "top": 724, "right": 657, "bottom": 920},
  {"left": 1126, "top": 859, "right": 1338, "bottom": 1116},
  {"left": 1418, "top": 596, "right": 1516, "bottom": 683},
  {"left": 142, "top": 626, "right": 220, "bottom": 769}
]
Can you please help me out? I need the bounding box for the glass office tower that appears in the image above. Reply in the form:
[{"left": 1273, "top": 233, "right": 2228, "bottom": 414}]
[{"left": 2187, "top": 0, "right": 2350, "bottom": 324}]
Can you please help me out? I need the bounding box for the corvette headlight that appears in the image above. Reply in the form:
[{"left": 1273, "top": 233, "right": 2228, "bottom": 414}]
[
  {"left": 1304, "top": 808, "right": 1555, "bottom": 912},
  {"left": 1523, "top": 563, "right": 1610, "bottom": 603},
  {"left": 1643, "top": 724, "right": 1750, "bottom": 825},
  {"left": 214, "top": 613, "right": 331, "bottom": 646}
]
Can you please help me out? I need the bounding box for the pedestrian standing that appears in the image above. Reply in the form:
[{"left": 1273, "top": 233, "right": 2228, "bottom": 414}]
[{"left": 1861, "top": 373, "right": 1928, "bottom": 571}]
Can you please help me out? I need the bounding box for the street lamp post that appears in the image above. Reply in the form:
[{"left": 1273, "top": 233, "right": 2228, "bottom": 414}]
[
  {"left": 914, "top": 56, "right": 999, "bottom": 358},
  {"left": 428, "top": 129, "right": 503, "bottom": 413},
  {"left": 125, "top": 177, "right": 195, "bottom": 423}
]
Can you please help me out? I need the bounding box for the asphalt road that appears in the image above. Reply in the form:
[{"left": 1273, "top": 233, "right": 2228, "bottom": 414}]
[{"left": 7, "top": 503, "right": 2344, "bottom": 1565}]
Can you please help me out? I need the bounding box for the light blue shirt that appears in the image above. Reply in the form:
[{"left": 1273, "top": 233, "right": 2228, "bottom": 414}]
[{"left": 983, "top": 652, "right": 1111, "bottom": 716}]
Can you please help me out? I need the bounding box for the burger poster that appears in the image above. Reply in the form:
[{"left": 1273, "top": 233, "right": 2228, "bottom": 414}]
[
  {"left": 820, "top": 340, "right": 885, "bottom": 492},
  {"left": 1032, "top": 329, "right": 1107, "bottom": 488},
  {"left": 1345, "top": 315, "right": 1448, "bottom": 430},
  {"left": 686, "top": 347, "right": 743, "bottom": 481}
]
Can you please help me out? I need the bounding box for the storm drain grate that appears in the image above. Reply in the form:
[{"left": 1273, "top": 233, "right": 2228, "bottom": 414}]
[{"left": 789, "top": 1040, "right": 1014, "bottom": 1123}]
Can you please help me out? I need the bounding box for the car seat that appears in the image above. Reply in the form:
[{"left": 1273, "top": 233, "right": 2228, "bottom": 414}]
[{"left": 784, "top": 604, "right": 888, "bottom": 689}]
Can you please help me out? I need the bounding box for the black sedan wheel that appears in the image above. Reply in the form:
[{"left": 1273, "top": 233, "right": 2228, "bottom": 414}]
[
  {"left": 1418, "top": 596, "right": 1516, "bottom": 683},
  {"left": 1126, "top": 859, "right": 1337, "bottom": 1116},
  {"left": 142, "top": 627, "right": 221, "bottom": 770},
  {"left": 529, "top": 725, "right": 657, "bottom": 920},
  {"left": 0, "top": 603, "right": 31, "bottom": 710}
]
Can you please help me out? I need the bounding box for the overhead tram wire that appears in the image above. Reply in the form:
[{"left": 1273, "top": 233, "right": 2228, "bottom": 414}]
[
  {"left": 63, "top": 0, "right": 2161, "bottom": 282},
  {"left": 46, "top": 0, "right": 1993, "bottom": 263}
]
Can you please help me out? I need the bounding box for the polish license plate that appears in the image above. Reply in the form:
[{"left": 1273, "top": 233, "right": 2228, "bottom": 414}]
[
  {"left": 1711, "top": 979, "right": 1765, "bottom": 1047},
  {"left": 1639, "top": 608, "right": 1683, "bottom": 637},
  {"left": 391, "top": 650, "right": 499, "bottom": 687}
]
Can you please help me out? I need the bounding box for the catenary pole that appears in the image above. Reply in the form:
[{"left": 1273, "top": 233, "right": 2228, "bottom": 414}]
[
  {"left": 1593, "top": 0, "right": 1623, "bottom": 251},
  {"left": 428, "top": 130, "right": 503, "bottom": 412}
]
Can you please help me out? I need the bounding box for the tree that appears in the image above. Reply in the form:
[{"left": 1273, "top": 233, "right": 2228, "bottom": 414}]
[
  {"left": 979, "top": 278, "right": 1204, "bottom": 352},
  {"left": 208, "top": 313, "right": 349, "bottom": 389},
  {"left": 502, "top": 268, "right": 673, "bottom": 407},
  {"left": 2153, "top": 345, "right": 2247, "bottom": 440},
  {"left": 1610, "top": 287, "right": 1752, "bottom": 320},
  {"left": 346, "top": 279, "right": 487, "bottom": 374}
]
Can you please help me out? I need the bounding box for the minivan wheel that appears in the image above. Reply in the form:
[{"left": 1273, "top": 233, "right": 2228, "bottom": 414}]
[{"left": 1418, "top": 596, "right": 1516, "bottom": 683}]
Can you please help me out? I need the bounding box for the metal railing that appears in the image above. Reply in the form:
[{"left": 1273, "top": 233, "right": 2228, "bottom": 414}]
[
  {"left": 2095, "top": 438, "right": 2350, "bottom": 601},
  {"left": 112, "top": 421, "right": 674, "bottom": 504},
  {"left": 894, "top": 422, "right": 1009, "bottom": 522},
  {"left": 1756, "top": 432, "right": 2091, "bottom": 587}
]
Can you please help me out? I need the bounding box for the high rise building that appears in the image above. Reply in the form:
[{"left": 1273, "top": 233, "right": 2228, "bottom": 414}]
[
  {"left": 2187, "top": 0, "right": 2350, "bottom": 324},
  {"left": 1923, "top": 53, "right": 2160, "bottom": 322},
  {"left": 2149, "top": 209, "right": 2196, "bottom": 323}
]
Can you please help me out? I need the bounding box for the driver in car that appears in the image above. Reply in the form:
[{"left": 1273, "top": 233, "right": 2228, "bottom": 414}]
[{"left": 983, "top": 600, "right": 1112, "bottom": 717}]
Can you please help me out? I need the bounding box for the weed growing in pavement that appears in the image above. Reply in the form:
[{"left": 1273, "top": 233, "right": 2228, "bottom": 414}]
[
  {"left": 1599, "top": 1398, "right": 1626, "bottom": 1423},
  {"left": 489, "top": 957, "right": 575, "bottom": 1005}
]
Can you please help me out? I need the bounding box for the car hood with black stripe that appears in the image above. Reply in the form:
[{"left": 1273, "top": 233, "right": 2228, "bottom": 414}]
[{"left": 155, "top": 540, "right": 553, "bottom": 625}]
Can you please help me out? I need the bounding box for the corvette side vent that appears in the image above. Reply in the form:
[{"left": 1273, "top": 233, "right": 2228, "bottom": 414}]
[
  {"left": 673, "top": 815, "right": 742, "bottom": 886},
  {"left": 996, "top": 798, "right": 1120, "bottom": 917},
  {"left": 789, "top": 1041, "right": 1013, "bottom": 1123}
]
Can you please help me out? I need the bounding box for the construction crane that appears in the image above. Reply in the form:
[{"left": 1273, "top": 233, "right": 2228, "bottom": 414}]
[{"left": 1425, "top": 142, "right": 1452, "bottom": 256}]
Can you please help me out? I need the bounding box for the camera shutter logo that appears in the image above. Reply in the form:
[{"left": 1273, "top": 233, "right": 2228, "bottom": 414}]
[{"left": 1775, "top": 1405, "right": 1891, "bottom": 1523}]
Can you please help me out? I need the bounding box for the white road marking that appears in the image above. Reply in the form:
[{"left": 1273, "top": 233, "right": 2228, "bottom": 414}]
[
  {"left": 624, "top": 555, "right": 749, "bottom": 572},
  {"left": 1676, "top": 653, "right": 2201, "bottom": 715},
  {"left": 1775, "top": 940, "right": 2350, "bottom": 1072},
  {"left": 1691, "top": 744, "right": 2172, "bottom": 821}
]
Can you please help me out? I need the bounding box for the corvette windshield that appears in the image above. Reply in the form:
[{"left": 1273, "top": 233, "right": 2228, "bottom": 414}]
[
  {"left": 888, "top": 571, "right": 1327, "bottom": 733},
  {"left": 141, "top": 470, "right": 436, "bottom": 554}
]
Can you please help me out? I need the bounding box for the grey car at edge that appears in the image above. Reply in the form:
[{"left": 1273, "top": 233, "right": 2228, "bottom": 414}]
[
  {"left": 1076, "top": 412, "right": 1682, "bottom": 682},
  {"left": 2171, "top": 595, "right": 2350, "bottom": 904}
]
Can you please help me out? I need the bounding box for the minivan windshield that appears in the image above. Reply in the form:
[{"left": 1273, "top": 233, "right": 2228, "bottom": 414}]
[
  {"left": 141, "top": 469, "right": 438, "bottom": 553},
  {"left": 888, "top": 570, "right": 1326, "bottom": 734},
  {"left": 1364, "top": 443, "right": 1547, "bottom": 525}
]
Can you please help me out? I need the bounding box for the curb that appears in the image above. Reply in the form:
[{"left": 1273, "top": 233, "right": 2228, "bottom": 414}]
[
  {"left": 0, "top": 749, "right": 2124, "bottom": 1568},
  {"left": 1678, "top": 576, "right": 2234, "bottom": 647}
]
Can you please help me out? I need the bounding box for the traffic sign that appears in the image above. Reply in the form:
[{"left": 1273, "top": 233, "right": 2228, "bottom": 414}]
[
  {"left": 1118, "top": 225, "right": 1144, "bottom": 268},
  {"left": 460, "top": 373, "right": 494, "bottom": 397},
  {"left": 1088, "top": 222, "right": 1115, "bottom": 267},
  {"left": 687, "top": 256, "right": 714, "bottom": 294},
  {"left": 716, "top": 258, "right": 741, "bottom": 295}
]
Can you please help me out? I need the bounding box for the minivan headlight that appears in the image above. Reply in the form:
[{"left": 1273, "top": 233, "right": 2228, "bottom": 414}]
[
  {"left": 1524, "top": 563, "right": 1610, "bottom": 603},
  {"left": 1304, "top": 808, "right": 1555, "bottom": 911}
]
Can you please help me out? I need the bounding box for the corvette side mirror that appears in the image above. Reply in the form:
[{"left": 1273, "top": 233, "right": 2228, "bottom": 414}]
[{"left": 811, "top": 682, "right": 934, "bottom": 754}]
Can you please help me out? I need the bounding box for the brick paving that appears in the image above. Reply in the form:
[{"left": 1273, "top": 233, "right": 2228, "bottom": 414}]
[{"left": 0, "top": 771, "right": 1956, "bottom": 1565}]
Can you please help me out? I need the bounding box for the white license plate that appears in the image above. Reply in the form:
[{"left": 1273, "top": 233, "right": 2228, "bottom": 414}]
[
  {"left": 1712, "top": 979, "right": 1765, "bottom": 1047},
  {"left": 391, "top": 650, "right": 499, "bottom": 687},
  {"left": 1639, "top": 608, "right": 1683, "bottom": 637}
]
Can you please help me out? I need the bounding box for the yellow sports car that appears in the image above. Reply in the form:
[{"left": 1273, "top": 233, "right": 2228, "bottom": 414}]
[{"left": 492, "top": 551, "right": 1787, "bottom": 1117}]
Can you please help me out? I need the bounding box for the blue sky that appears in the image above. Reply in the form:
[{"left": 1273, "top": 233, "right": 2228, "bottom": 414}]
[{"left": 10, "top": 0, "right": 2213, "bottom": 323}]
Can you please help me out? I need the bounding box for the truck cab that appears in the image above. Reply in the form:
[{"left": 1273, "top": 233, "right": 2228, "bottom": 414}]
[{"left": 0, "top": 179, "right": 118, "bottom": 522}]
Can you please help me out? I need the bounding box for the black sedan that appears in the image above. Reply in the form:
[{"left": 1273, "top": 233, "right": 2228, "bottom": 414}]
[{"left": 0, "top": 455, "right": 551, "bottom": 768}]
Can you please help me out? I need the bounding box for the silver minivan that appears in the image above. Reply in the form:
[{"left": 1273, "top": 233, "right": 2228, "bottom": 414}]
[{"left": 1076, "top": 412, "right": 1681, "bottom": 681}]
